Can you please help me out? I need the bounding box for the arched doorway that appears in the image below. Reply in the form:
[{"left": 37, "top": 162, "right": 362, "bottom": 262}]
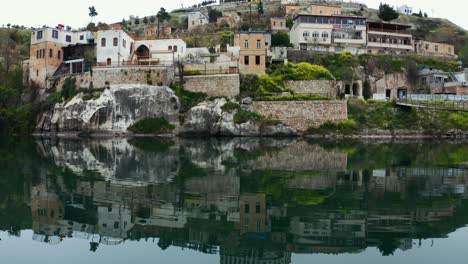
[
  {"left": 352, "top": 83, "right": 360, "bottom": 96},
  {"left": 136, "top": 45, "right": 150, "bottom": 60},
  {"left": 107, "top": 58, "right": 111, "bottom": 66}
]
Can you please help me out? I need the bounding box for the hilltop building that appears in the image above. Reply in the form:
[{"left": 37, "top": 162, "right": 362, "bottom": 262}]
[
  {"left": 397, "top": 5, "right": 413, "bottom": 15},
  {"left": 290, "top": 14, "right": 367, "bottom": 54},
  {"left": 188, "top": 11, "right": 209, "bottom": 31}
]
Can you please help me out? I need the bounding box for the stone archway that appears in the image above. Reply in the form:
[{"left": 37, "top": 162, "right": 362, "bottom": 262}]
[{"left": 135, "top": 45, "right": 150, "bottom": 60}]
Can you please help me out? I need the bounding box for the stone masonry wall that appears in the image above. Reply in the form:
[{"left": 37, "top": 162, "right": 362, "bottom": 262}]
[
  {"left": 285, "top": 80, "right": 338, "bottom": 97},
  {"left": 252, "top": 100, "right": 348, "bottom": 131},
  {"left": 184, "top": 74, "right": 240, "bottom": 98},
  {"left": 47, "top": 66, "right": 174, "bottom": 91}
]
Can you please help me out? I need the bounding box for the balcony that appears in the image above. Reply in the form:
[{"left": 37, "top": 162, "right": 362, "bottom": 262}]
[{"left": 367, "top": 41, "right": 413, "bottom": 51}]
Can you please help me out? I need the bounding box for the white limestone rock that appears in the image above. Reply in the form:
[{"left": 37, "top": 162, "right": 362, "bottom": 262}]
[{"left": 36, "top": 84, "right": 180, "bottom": 134}]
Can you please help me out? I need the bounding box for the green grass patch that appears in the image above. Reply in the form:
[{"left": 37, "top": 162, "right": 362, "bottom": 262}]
[
  {"left": 221, "top": 101, "right": 240, "bottom": 112},
  {"left": 234, "top": 111, "right": 263, "bottom": 124},
  {"left": 127, "top": 117, "right": 175, "bottom": 134},
  {"left": 170, "top": 84, "right": 207, "bottom": 113}
]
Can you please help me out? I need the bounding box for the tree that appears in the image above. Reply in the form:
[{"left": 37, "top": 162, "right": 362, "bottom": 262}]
[
  {"left": 135, "top": 17, "right": 140, "bottom": 25},
  {"left": 207, "top": 7, "right": 222, "bottom": 23},
  {"left": 378, "top": 3, "right": 399, "bottom": 22},
  {"left": 257, "top": 0, "right": 264, "bottom": 18},
  {"left": 363, "top": 80, "right": 372, "bottom": 100},
  {"left": 458, "top": 46, "right": 468, "bottom": 67},
  {"left": 156, "top": 8, "right": 171, "bottom": 38},
  {"left": 143, "top": 17, "right": 149, "bottom": 24},
  {"left": 88, "top": 6, "right": 98, "bottom": 23},
  {"left": 424, "top": 12, "right": 428, "bottom": 18},
  {"left": 286, "top": 17, "right": 294, "bottom": 30},
  {"left": 149, "top": 16, "right": 156, "bottom": 24},
  {"left": 271, "top": 32, "right": 291, "bottom": 47}
]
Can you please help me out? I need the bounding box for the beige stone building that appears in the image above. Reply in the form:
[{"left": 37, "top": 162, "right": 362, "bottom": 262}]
[
  {"left": 144, "top": 25, "right": 172, "bottom": 39},
  {"left": 271, "top": 17, "right": 289, "bottom": 31},
  {"left": 306, "top": 4, "right": 342, "bottom": 16},
  {"left": 188, "top": 11, "right": 209, "bottom": 31},
  {"left": 415, "top": 40, "right": 457, "bottom": 59},
  {"left": 235, "top": 31, "right": 271, "bottom": 75}
]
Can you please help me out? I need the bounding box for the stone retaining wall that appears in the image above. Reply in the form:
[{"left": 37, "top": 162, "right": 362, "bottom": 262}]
[
  {"left": 285, "top": 80, "right": 338, "bottom": 97},
  {"left": 252, "top": 100, "right": 348, "bottom": 131},
  {"left": 184, "top": 74, "right": 240, "bottom": 98},
  {"left": 47, "top": 66, "right": 174, "bottom": 91}
]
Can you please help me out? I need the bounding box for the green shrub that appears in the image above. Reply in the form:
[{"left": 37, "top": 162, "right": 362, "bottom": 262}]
[
  {"left": 61, "top": 77, "right": 77, "bottom": 101},
  {"left": 127, "top": 117, "right": 175, "bottom": 134},
  {"left": 170, "top": 84, "right": 207, "bottom": 112},
  {"left": 271, "top": 63, "right": 335, "bottom": 81},
  {"left": 221, "top": 101, "right": 240, "bottom": 112},
  {"left": 257, "top": 94, "right": 334, "bottom": 101},
  {"left": 234, "top": 111, "right": 263, "bottom": 124},
  {"left": 307, "top": 119, "right": 357, "bottom": 134},
  {"left": 184, "top": 69, "right": 203, "bottom": 76},
  {"left": 449, "top": 112, "right": 468, "bottom": 130}
]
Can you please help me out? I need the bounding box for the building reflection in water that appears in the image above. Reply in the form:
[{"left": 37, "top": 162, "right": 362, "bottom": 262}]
[{"left": 3, "top": 137, "right": 468, "bottom": 263}]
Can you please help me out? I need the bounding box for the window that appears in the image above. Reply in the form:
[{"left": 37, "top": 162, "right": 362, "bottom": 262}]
[
  {"left": 173, "top": 45, "right": 178, "bottom": 52},
  {"left": 435, "top": 45, "right": 439, "bottom": 52},
  {"left": 114, "top": 222, "right": 119, "bottom": 229},
  {"left": 101, "top": 38, "right": 106, "bottom": 47},
  {"left": 244, "top": 204, "right": 250, "bottom": 213},
  {"left": 123, "top": 39, "right": 126, "bottom": 48},
  {"left": 312, "top": 31, "right": 320, "bottom": 38},
  {"left": 273, "top": 21, "right": 276, "bottom": 26},
  {"left": 49, "top": 49, "right": 53, "bottom": 58},
  {"left": 168, "top": 46, "right": 173, "bottom": 51},
  {"left": 256, "top": 39, "right": 261, "bottom": 49},
  {"left": 42, "top": 49, "right": 45, "bottom": 58},
  {"left": 255, "top": 56, "right": 261, "bottom": 65},
  {"left": 36, "top": 50, "right": 39, "bottom": 59},
  {"left": 192, "top": 21, "right": 195, "bottom": 26},
  {"left": 66, "top": 35, "right": 71, "bottom": 42},
  {"left": 425, "top": 44, "right": 430, "bottom": 50},
  {"left": 58, "top": 50, "right": 61, "bottom": 59},
  {"left": 449, "top": 47, "right": 452, "bottom": 53},
  {"left": 256, "top": 203, "right": 261, "bottom": 213},
  {"left": 37, "top": 31, "right": 43, "bottom": 40},
  {"left": 244, "top": 40, "right": 249, "bottom": 49},
  {"left": 244, "top": 55, "right": 249, "bottom": 65},
  {"left": 52, "top": 30, "right": 58, "bottom": 39},
  {"left": 303, "top": 31, "right": 310, "bottom": 37},
  {"left": 322, "top": 32, "right": 329, "bottom": 38},
  {"left": 280, "top": 22, "right": 283, "bottom": 27},
  {"left": 113, "top": 37, "right": 118, "bottom": 46},
  {"left": 80, "top": 35, "right": 84, "bottom": 40}
]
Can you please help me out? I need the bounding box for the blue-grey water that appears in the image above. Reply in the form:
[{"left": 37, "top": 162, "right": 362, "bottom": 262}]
[{"left": 1, "top": 137, "right": 468, "bottom": 263}]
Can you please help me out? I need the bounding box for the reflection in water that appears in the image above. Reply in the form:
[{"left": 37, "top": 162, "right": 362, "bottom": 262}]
[{"left": 1, "top": 138, "right": 468, "bottom": 263}]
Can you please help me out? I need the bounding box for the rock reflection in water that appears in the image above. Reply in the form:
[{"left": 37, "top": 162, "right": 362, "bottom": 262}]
[{"left": 1, "top": 138, "right": 468, "bottom": 263}]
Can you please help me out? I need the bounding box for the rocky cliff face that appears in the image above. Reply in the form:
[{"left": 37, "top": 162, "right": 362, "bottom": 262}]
[
  {"left": 36, "top": 84, "right": 180, "bottom": 134},
  {"left": 180, "top": 98, "right": 298, "bottom": 137}
]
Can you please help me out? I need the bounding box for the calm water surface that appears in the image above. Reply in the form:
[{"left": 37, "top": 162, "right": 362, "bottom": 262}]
[{"left": 0, "top": 137, "right": 468, "bottom": 263}]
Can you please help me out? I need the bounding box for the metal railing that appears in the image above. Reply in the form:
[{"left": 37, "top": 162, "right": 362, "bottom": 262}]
[{"left": 397, "top": 94, "right": 468, "bottom": 112}]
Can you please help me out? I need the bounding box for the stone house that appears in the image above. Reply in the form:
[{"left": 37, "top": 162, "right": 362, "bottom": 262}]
[
  {"left": 415, "top": 40, "right": 457, "bottom": 59},
  {"left": 29, "top": 27, "right": 93, "bottom": 87},
  {"left": 306, "top": 3, "right": 342, "bottom": 16},
  {"left": 188, "top": 11, "right": 209, "bottom": 31},
  {"left": 270, "top": 17, "right": 288, "bottom": 32},
  {"left": 96, "top": 29, "right": 134, "bottom": 66},
  {"left": 235, "top": 31, "right": 271, "bottom": 75},
  {"left": 144, "top": 25, "right": 172, "bottom": 39}
]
